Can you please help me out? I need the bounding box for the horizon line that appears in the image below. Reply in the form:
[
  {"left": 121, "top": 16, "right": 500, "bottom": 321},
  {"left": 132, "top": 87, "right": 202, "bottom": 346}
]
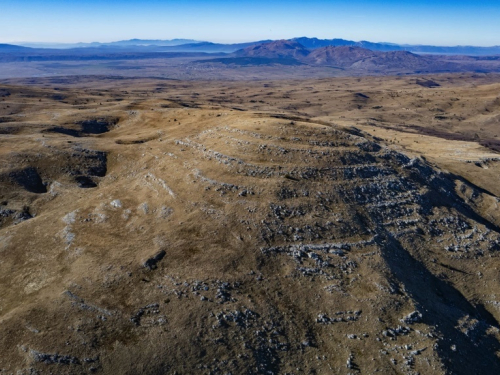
[{"left": 3, "top": 37, "right": 500, "bottom": 49}]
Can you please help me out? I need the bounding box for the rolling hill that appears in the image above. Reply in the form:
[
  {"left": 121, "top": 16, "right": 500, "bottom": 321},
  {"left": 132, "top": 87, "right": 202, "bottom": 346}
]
[{"left": 1, "top": 75, "right": 500, "bottom": 374}]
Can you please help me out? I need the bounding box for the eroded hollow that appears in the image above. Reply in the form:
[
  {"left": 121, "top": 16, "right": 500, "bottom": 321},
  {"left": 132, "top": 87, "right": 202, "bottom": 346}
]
[
  {"left": 9, "top": 167, "right": 47, "bottom": 194},
  {"left": 78, "top": 117, "right": 119, "bottom": 134},
  {"left": 46, "top": 117, "right": 119, "bottom": 137},
  {"left": 75, "top": 176, "right": 97, "bottom": 188}
]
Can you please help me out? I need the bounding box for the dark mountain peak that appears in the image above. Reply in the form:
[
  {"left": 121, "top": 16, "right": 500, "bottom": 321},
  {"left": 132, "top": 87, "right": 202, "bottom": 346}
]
[
  {"left": 387, "top": 50, "right": 419, "bottom": 58},
  {"left": 378, "top": 50, "right": 427, "bottom": 62},
  {"left": 265, "top": 39, "right": 307, "bottom": 49},
  {"left": 234, "top": 39, "right": 310, "bottom": 59},
  {"left": 292, "top": 37, "right": 356, "bottom": 49},
  {"left": 320, "top": 45, "right": 370, "bottom": 52}
]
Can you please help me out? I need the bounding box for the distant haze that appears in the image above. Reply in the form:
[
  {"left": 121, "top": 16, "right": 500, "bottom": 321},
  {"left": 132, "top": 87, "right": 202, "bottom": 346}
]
[{"left": 1, "top": 0, "right": 499, "bottom": 46}]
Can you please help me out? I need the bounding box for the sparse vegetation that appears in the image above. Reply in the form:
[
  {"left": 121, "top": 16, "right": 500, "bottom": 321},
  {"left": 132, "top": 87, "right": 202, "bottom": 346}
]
[{"left": 1, "top": 74, "right": 500, "bottom": 374}]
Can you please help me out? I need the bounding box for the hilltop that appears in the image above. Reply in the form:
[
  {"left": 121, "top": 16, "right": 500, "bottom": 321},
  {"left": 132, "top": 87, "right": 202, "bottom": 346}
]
[
  {"left": 1, "top": 74, "right": 500, "bottom": 374},
  {"left": 234, "top": 39, "right": 311, "bottom": 59}
]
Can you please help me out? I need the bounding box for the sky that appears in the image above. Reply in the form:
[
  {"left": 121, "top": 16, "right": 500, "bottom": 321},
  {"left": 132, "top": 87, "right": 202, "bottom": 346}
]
[{"left": 1, "top": 0, "right": 499, "bottom": 46}]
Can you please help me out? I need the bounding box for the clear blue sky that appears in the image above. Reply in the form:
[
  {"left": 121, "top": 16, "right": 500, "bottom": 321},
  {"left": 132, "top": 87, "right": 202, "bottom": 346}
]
[{"left": 1, "top": 0, "right": 499, "bottom": 46}]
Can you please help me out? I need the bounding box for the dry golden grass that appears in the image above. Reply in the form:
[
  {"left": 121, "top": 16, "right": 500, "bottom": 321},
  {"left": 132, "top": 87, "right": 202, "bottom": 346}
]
[{"left": 0, "top": 73, "right": 500, "bottom": 374}]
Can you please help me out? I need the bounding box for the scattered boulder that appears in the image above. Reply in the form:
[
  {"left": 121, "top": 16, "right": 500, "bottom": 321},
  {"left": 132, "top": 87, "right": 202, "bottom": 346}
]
[
  {"left": 401, "top": 311, "right": 423, "bottom": 324},
  {"left": 143, "top": 250, "right": 166, "bottom": 270},
  {"left": 110, "top": 199, "right": 122, "bottom": 208}
]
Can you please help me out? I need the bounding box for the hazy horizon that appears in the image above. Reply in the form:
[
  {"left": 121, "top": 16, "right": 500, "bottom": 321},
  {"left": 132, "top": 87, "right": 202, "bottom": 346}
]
[
  {"left": 7, "top": 37, "right": 500, "bottom": 49},
  {"left": 1, "top": 0, "right": 499, "bottom": 47}
]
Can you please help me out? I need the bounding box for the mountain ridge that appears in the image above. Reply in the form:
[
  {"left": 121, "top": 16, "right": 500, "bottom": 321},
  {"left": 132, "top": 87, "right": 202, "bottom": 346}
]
[
  {"left": 1, "top": 39, "right": 499, "bottom": 76},
  {"left": 218, "top": 42, "right": 463, "bottom": 73},
  {"left": 233, "top": 39, "right": 311, "bottom": 59},
  {"left": 8, "top": 37, "right": 500, "bottom": 55}
]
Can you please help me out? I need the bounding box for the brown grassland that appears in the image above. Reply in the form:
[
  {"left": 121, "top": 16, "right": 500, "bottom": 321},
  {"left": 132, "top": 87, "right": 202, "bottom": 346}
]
[{"left": 1, "top": 72, "right": 500, "bottom": 374}]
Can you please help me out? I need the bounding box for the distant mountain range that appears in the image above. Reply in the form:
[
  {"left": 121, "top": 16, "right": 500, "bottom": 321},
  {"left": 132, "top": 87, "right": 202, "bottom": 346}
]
[
  {"left": 291, "top": 37, "right": 500, "bottom": 55},
  {"left": 17, "top": 39, "right": 201, "bottom": 49},
  {"left": 1, "top": 38, "right": 499, "bottom": 75},
  {"left": 10, "top": 39, "right": 272, "bottom": 53},
  {"left": 9, "top": 37, "right": 500, "bottom": 56},
  {"left": 203, "top": 40, "right": 463, "bottom": 73}
]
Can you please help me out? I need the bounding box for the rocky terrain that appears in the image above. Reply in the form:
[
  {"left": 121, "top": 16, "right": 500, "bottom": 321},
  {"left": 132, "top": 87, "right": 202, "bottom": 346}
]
[{"left": 1, "top": 74, "right": 500, "bottom": 374}]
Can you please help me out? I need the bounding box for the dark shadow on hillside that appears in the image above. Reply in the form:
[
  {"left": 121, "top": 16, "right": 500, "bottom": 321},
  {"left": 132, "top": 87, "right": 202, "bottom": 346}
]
[
  {"left": 430, "top": 173, "right": 500, "bottom": 234},
  {"left": 45, "top": 117, "right": 119, "bottom": 137},
  {"left": 404, "top": 159, "right": 500, "bottom": 234},
  {"left": 46, "top": 126, "right": 81, "bottom": 137},
  {"left": 380, "top": 234, "right": 500, "bottom": 374},
  {"left": 78, "top": 118, "right": 118, "bottom": 134},
  {"left": 8, "top": 167, "right": 46, "bottom": 193}
]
